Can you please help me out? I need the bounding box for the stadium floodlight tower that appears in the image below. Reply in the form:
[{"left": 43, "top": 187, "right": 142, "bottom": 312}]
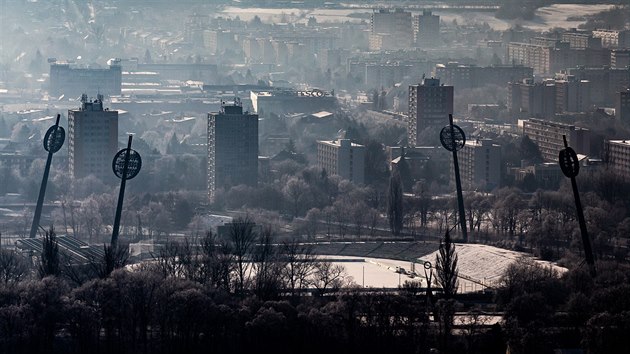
[
  {"left": 110, "top": 134, "right": 142, "bottom": 248},
  {"left": 559, "top": 135, "right": 596, "bottom": 277},
  {"left": 439, "top": 114, "right": 468, "bottom": 242},
  {"left": 30, "top": 114, "right": 65, "bottom": 238}
]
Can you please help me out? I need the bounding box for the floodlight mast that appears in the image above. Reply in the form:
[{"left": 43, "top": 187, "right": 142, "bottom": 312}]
[
  {"left": 30, "top": 114, "right": 64, "bottom": 238},
  {"left": 111, "top": 135, "right": 141, "bottom": 248}
]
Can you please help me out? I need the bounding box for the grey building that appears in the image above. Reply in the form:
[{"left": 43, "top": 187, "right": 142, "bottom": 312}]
[
  {"left": 617, "top": 89, "right": 630, "bottom": 124},
  {"left": 317, "top": 139, "right": 365, "bottom": 184},
  {"left": 408, "top": 78, "right": 453, "bottom": 147},
  {"left": 207, "top": 103, "right": 258, "bottom": 199},
  {"left": 522, "top": 118, "right": 590, "bottom": 162},
  {"left": 455, "top": 139, "right": 501, "bottom": 191},
  {"left": 414, "top": 10, "right": 440, "bottom": 46},
  {"left": 50, "top": 59, "right": 122, "bottom": 98},
  {"left": 68, "top": 94, "right": 118, "bottom": 182}
]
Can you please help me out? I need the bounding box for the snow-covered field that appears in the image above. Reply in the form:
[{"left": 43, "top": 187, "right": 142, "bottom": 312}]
[
  {"left": 440, "top": 4, "right": 616, "bottom": 31},
  {"left": 325, "top": 243, "right": 567, "bottom": 293},
  {"left": 221, "top": 4, "right": 616, "bottom": 31}
]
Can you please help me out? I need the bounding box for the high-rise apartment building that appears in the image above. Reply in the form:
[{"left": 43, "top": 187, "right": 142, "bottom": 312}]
[
  {"left": 68, "top": 94, "right": 118, "bottom": 181},
  {"left": 369, "top": 8, "right": 413, "bottom": 50},
  {"left": 508, "top": 79, "right": 557, "bottom": 118},
  {"left": 455, "top": 139, "right": 501, "bottom": 191},
  {"left": 207, "top": 103, "right": 258, "bottom": 199},
  {"left": 414, "top": 10, "right": 440, "bottom": 46},
  {"left": 408, "top": 78, "right": 453, "bottom": 147},
  {"left": 316, "top": 139, "right": 365, "bottom": 184}
]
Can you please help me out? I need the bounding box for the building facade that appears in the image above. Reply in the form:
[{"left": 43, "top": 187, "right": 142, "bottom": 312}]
[
  {"left": 317, "top": 139, "right": 365, "bottom": 184},
  {"left": 250, "top": 89, "right": 337, "bottom": 116},
  {"left": 568, "top": 66, "right": 630, "bottom": 105},
  {"left": 207, "top": 103, "right": 258, "bottom": 199},
  {"left": 50, "top": 60, "right": 122, "bottom": 98},
  {"left": 561, "top": 30, "right": 602, "bottom": 49},
  {"left": 592, "top": 29, "right": 630, "bottom": 48},
  {"left": 435, "top": 63, "right": 533, "bottom": 89},
  {"left": 522, "top": 118, "right": 590, "bottom": 162},
  {"left": 414, "top": 10, "right": 439, "bottom": 46},
  {"left": 617, "top": 89, "right": 630, "bottom": 124},
  {"left": 68, "top": 94, "right": 118, "bottom": 181},
  {"left": 370, "top": 8, "right": 413, "bottom": 50},
  {"left": 611, "top": 49, "right": 630, "bottom": 69},
  {"left": 605, "top": 140, "right": 630, "bottom": 178},
  {"left": 455, "top": 139, "right": 501, "bottom": 191},
  {"left": 408, "top": 78, "right": 453, "bottom": 147},
  {"left": 508, "top": 79, "right": 557, "bottom": 119}
]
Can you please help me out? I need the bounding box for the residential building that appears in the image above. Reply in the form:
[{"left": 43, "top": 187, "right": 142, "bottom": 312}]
[
  {"left": 50, "top": 59, "right": 122, "bottom": 98},
  {"left": 554, "top": 75, "right": 591, "bottom": 113},
  {"left": 508, "top": 79, "right": 557, "bottom": 119},
  {"left": 568, "top": 66, "right": 630, "bottom": 105},
  {"left": 434, "top": 63, "right": 533, "bottom": 89},
  {"left": 203, "top": 29, "right": 235, "bottom": 54},
  {"left": 506, "top": 42, "right": 553, "bottom": 75},
  {"left": 370, "top": 8, "right": 413, "bottom": 50},
  {"left": 455, "top": 139, "right": 501, "bottom": 191},
  {"left": 617, "top": 89, "right": 630, "bottom": 124},
  {"left": 561, "top": 30, "right": 602, "bottom": 49},
  {"left": 507, "top": 42, "right": 610, "bottom": 75},
  {"left": 207, "top": 102, "right": 258, "bottom": 199},
  {"left": 68, "top": 94, "right": 118, "bottom": 181},
  {"left": 408, "top": 78, "right": 454, "bottom": 146},
  {"left": 317, "top": 139, "right": 365, "bottom": 184},
  {"left": 605, "top": 140, "right": 630, "bottom": 178},
  {"left": 592, "top": 29, "right": 630, "bottom": 48},
  {"left": 522, "top": 118, "right": 590, "bottom": 162},
  {"left": 414, "top": 10, "right": 440, "bottom": 46},
  {"left": 611, "top": 49, "right": 630, "bottom": 69}
]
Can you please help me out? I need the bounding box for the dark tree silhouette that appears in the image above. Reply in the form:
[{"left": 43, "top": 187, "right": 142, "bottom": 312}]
[
  {"left": 230, "top": 217, "right": 257, "bottom": 294},
  {"left": 39, "top": 227, "right": 60, "bottom": 278},
  {"left": 436, "top": 230, "right": 459, "bottom": 298},
  {"left": 387, "top": 169, "right": 404, "bottom": 236},
  {"left": 95, "top": 243, "right": 130, "bottom": 278}
]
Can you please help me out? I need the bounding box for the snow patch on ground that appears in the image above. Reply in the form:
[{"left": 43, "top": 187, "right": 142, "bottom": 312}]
[{"left": 325, "top": 243, "right": 566, "bottom": 293}]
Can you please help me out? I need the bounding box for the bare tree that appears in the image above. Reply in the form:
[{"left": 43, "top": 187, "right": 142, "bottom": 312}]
[
  {"left": 151, "top": 241, "right": 184, "bottom": 278},
  {"left": 280, "top": 239, "right": 316, "bottom": 295},
  {"left": 387, "top": 169, "right": 404, "bottom": 236},
  {"left": 367, "top": 208, "right": 381, "bottom": 237},
  {"left": 39, "top": 227, "right": 60, "bottom": 278},
  {"left": 0, "top": 249, "right": 30, "bottom": 285},
  {"left": 199, "top": 231, "right": 234, "bottom": 290},
  {"left": 229, "top": 218, "right": 257, "bottom": 294},
  {"left": 312, "top": 260, "right": 348, "bottom": 296},
  {"left": 94, "top": 243, "right": 130, "bottom": 279},
  {"left": 303, "top": 208, "right": 321, "bottom": 239},
  {"left": 283, "top": 177, "right": 308, "bottom": 218},
  {"left": 252, "top": 227, "right": 282, "bottom": 300}
]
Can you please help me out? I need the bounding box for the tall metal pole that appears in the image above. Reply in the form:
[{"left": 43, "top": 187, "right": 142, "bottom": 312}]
[
  {"left": 111, "top": 135, "right": 133, "bottom": 248},
  {"left": 449, "top": 114, "right": 468, "bottom": 243},
  {"left": 30, "top": 114, "right": 64, "bottom": 238},
  {"left": 560, "top": 135, "right": 596, "bottom": 277}
]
